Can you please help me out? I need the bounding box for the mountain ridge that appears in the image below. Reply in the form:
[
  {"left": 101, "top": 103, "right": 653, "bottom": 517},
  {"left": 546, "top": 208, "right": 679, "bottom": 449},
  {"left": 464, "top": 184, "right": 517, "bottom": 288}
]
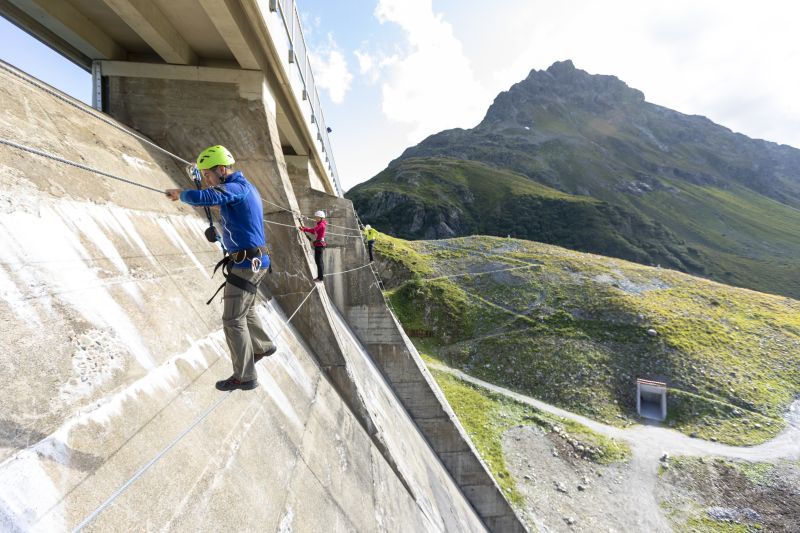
[{"left": 349, "top": 60, "right": 800, "bottom": 298}]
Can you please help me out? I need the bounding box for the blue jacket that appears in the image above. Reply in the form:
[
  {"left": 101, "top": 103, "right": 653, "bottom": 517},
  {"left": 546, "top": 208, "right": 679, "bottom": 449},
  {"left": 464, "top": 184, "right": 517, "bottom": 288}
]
[{"left": 180, "top": 171, "right": 269, "bottom": 270}]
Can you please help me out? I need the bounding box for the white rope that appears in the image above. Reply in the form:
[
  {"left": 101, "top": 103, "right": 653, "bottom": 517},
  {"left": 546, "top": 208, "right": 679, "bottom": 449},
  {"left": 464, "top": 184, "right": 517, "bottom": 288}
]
[
  {"left": 261, "top": 197, "right": 361, "bottom": 233},
  {"left": 324, "top": 262, "right": 374, "bottom": 277},
  {"left": 270, "top": 284, "right": 318, "bottom": 338},
  {"left": 0, "top": 138, "right": 166, "bottom": 194},
  {"left": 70, "top": 285, "right": 318, "bottom": 532},
  {"left": 1, "top": 61, "right": 365, "bottom": 240},
  {"left": 264, "top": 218, "right": 362, "bottom": 238},
  {"left": 0, "top": 61, "right": 192, "bottom": 165},
  {"left": 264, "top": 219, "right": 299, "bottom": 229}
]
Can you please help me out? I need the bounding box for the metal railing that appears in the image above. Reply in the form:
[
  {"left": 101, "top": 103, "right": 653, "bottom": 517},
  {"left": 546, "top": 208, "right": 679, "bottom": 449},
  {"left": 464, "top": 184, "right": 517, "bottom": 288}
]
[{"left": 270, "top": 0, "right": 342, "bottom": 196}]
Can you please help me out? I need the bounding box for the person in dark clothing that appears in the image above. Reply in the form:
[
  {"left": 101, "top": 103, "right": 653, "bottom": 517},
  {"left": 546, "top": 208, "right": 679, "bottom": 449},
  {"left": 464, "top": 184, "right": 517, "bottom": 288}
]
[
  {"left": 300, "top": 210, "right": 327, "bottom": 282},
  {"left": 165, "top": 145, "right": 276, "bottom": 392}
]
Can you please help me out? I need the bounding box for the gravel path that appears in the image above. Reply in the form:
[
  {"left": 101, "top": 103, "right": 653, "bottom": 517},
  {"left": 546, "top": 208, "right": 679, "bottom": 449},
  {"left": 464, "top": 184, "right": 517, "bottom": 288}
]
[
  {"left": 430, "top": 363, "right": 800, "bottom": 461},
  {"left": 429, "top": 363, "right": 800, "bottom": 532}
]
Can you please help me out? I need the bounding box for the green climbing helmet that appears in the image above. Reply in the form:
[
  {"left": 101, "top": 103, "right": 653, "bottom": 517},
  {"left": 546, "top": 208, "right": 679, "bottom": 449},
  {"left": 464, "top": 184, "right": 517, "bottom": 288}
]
[{"left": 196, "top": 145, "right": 235, "bottom": 170}]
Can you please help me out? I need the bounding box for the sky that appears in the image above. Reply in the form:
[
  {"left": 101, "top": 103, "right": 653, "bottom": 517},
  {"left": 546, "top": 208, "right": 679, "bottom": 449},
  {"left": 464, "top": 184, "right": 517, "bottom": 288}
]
[{"left": 3, "top": 1, "right": 800, "bottom": 192}]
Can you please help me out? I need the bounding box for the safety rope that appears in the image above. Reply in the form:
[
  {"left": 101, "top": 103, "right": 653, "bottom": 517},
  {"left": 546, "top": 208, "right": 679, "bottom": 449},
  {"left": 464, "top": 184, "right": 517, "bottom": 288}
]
[
  {"left": 70, "top": 284, "right": 319, "bottom": 532},
  {"left": 270, "top": 284, "right": 318, "bottom": 337},
  {"left": 0, "top": 138, "right": 166, "bottom": 194},
  {"left": 189, "top": 166, "right": 227, "bottom": 254},
  {"left": 0, "top": 137, "right": 358, "bottom": 261},
  {"left": 264, "top": 218, "right": 361, "bottom": 239},
  {"left": 261, "top": 197, "right": 361, "bottom": 233},
  {"left": 324, "top": 262, "right": 375, "bottom": 277}
]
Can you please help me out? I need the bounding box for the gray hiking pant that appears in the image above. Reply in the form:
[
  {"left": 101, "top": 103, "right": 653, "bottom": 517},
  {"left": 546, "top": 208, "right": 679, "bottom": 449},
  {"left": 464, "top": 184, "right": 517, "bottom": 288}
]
[{"left": 222, "top": 268, "right": 275, "bottom": 382}]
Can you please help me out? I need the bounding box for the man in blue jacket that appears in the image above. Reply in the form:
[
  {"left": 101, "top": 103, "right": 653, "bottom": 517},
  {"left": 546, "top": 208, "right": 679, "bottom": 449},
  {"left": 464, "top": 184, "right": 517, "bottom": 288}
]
[{"left": 166, "top": 145, "right": 276, "bottom": 391}]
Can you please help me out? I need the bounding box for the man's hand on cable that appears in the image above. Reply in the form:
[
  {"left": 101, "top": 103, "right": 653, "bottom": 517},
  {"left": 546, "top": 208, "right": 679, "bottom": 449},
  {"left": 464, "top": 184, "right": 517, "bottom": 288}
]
[{"left": 165, "top": 189, "right": 182, "bottom": 201}]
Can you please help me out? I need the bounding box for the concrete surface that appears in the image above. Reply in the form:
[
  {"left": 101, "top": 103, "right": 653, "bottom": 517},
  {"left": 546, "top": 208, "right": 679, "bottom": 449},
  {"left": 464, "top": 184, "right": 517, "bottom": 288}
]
[{"left": 0, "top": 62, "right": 487, "bottom": 532}]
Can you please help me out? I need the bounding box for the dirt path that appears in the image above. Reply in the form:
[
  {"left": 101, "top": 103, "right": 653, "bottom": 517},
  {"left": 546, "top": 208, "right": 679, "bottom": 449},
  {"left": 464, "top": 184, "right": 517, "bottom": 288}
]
[
  {"left": 430, "top": 363, "right": 800, "bottom": 461},
  {"left": 429, "top": 363, "right": 800, "bottom": 532}
]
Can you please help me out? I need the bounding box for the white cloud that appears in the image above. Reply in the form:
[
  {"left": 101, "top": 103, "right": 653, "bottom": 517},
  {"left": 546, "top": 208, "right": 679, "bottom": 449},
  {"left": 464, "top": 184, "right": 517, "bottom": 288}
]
[
  {"left": 353, "top": 48, "right": 399, "bottom": 84},
  {"left": 476, "top": 0, "right": 800, "bottom": 149},
  {"left": 309, "top": 35, "right": 353, "bottom": 104},
  {"left": 370, "top": 0, "right": 490, "bottom": 141},
  {"left": 354, "top": 50, "right": 373, "bottom": 75}
]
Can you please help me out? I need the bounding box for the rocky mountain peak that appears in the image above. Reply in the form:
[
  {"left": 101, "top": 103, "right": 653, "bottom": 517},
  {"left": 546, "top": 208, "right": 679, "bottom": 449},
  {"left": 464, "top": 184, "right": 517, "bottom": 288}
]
[
  {"left": 545, "top": 59, "right": 578, "bottom": 77},
  {"left": 480, "top": 60, "right": 645, "bottom": 129}
]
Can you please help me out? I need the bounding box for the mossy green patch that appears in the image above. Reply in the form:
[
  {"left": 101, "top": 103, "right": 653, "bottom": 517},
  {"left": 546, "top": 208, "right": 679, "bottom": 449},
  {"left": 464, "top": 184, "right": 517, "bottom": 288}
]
[
  {"left": 387, "top": 278, "right": 476, "bottom": 342},
  {"left": 374, "top": 232, "right": 435, "bottom": 277},
  {"left": 431, "top": 369, "right": 526, "bottom": 505},
  {"left": 731, "top": 462, "right": 779, "bottom": 488},
  {"left": 685, "top": 517, "right": 757, "bottom": 533}
]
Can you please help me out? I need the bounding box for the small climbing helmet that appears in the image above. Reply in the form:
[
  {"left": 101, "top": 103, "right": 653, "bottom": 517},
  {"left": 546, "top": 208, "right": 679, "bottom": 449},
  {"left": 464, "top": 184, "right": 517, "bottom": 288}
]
[
  {"left": 314, "top": 210, "right": 326, "bottom": 218},
  {"left": 364, "top": 224, "right": 371, "bottom": 230},
  {"left": 196, "top": 145, "right": 235, "bottom": 170}
]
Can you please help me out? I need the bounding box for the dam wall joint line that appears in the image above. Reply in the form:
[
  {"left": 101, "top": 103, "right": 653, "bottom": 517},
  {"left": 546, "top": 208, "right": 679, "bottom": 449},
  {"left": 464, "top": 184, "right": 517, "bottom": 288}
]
[{"left": 70, "top": 284, "right": 319, "bottom": 533}]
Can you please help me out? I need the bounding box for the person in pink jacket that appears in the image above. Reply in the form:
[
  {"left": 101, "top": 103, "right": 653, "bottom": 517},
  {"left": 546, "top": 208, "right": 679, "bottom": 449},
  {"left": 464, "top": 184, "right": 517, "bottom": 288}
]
[{"left": 301, "top": 210, "right": 327, "bottom": 282}]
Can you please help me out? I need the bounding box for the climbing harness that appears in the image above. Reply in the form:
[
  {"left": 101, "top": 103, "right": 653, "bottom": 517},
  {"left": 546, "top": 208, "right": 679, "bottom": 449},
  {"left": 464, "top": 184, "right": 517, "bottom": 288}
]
[{"left": 206, "top": 246, "right": 269, "bottom": 305}]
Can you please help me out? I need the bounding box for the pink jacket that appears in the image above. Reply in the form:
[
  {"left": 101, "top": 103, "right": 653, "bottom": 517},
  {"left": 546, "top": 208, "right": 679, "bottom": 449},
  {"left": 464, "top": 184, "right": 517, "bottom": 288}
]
[{"left": 301, "top": 219, "right": 327, "bottom": 247}]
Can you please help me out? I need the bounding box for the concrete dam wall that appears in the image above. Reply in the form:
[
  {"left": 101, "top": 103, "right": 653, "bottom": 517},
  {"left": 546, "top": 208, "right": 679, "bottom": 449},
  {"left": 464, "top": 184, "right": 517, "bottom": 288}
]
[{"left": 0, "top": 62, "right": 523, "bottom": 532}]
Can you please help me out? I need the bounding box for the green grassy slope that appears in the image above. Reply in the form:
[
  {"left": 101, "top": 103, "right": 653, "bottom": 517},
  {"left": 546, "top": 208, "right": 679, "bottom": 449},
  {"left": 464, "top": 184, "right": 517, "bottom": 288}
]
[
  {"left": 630, "top": 180, "right": 800, "bottom": 297},
  {"left": 378, "top": 234, "right": 800, "bottom": 446},
  {"left": 349, "top": 157, "right": 707, "bottom": 275}
]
